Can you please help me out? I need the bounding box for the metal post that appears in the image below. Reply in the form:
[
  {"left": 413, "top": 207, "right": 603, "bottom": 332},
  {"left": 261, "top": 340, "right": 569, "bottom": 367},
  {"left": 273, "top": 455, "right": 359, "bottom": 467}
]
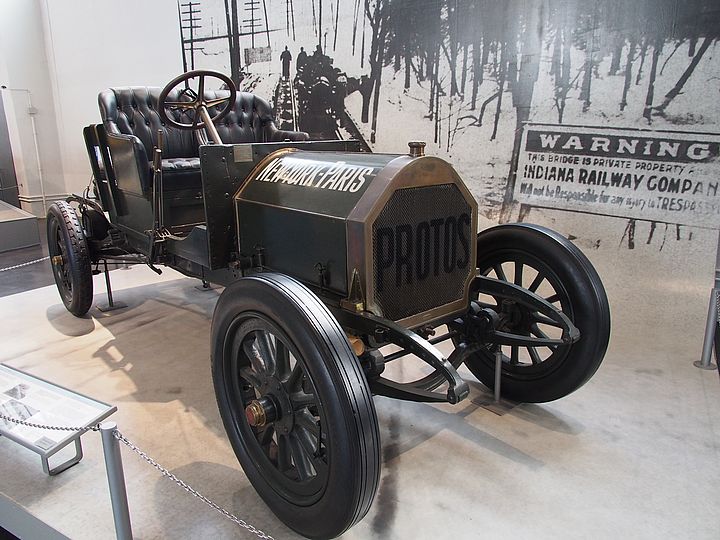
[
  {"left": 100, "top": 422, "right": 133, "bottom": 540},
  {"left": 695, "top": 289, "right": 719, "bottom": 370},
  {"left": 98, "top": 260, "right": 127, "bottom": 312},
  {"left": 695, "top": 230, "right": 720, "bottom": 370},
  {"left": 494, "top": 348, "right": 502, "bottom": 402},
  {"left": 104, "top": 260, "right": 115, "bottom": 308}
]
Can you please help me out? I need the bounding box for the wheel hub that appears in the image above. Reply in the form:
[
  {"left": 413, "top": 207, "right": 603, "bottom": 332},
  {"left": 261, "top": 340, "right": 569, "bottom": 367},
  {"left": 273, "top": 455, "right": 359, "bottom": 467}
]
[
  {"left": 250, "top": 373, "right": 295, "bottom": 434},
  {"left": 499, "top": 299, "right": 531, "bottom": 333},
  {"left": 245, "top": 396, "right": 277, "bottom": 427}
]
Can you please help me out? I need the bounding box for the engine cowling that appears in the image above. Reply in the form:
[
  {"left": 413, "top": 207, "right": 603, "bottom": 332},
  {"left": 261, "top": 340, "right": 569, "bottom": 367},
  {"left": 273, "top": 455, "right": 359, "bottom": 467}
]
[{"left": 235, "top": 148, "right": 478, "bottom": 327}]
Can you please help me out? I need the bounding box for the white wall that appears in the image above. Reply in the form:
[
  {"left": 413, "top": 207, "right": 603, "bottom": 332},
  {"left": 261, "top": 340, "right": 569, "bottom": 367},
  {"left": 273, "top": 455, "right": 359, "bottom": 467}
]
[
  {"left": 0, "top": 0, "right": 64, "bottom": 215},
  {"left": 0, "top": 0, "right": 183, "bottom": 215}
]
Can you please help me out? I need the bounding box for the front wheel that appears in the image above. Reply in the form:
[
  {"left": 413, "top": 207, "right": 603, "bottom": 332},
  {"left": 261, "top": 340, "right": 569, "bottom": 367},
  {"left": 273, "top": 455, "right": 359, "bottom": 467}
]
[
  {"left": 462, "top": 224, "right": 610, "bottom": 403},
  {"left": 47, "top": 201, "right": 93, "bottom": 317},
  {"left": 211, "top": 273, "right": 380, "bottom": 539}
]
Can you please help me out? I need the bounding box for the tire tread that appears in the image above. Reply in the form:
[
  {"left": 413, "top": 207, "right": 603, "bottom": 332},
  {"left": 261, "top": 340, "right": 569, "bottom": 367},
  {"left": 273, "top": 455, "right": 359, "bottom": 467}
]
[{"left": 47, "top": 201, "right": 93, "bottom": 316}]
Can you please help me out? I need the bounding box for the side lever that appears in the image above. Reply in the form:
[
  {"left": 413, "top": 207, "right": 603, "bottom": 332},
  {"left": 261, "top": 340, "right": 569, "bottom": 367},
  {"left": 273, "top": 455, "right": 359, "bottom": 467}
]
[{"left": 146, "top": 130, "right": 165, "bottom": 275}]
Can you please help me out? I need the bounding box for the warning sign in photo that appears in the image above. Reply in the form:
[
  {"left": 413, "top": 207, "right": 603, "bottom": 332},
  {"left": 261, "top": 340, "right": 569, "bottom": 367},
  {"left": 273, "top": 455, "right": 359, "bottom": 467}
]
[{"left": 514, "top": 124, "right": 720, "bottom": 228}]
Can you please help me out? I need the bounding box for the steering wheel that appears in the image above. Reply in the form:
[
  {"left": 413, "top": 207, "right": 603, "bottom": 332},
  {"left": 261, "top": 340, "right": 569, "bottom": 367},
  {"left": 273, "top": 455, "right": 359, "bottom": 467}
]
[{"left": 158, "top": 70, "right": 237, "bottom": 131}]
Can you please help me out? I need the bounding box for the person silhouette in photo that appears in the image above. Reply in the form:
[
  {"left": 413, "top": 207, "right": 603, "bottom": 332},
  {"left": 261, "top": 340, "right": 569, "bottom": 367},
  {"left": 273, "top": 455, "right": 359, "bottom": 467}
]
[
  {"left": 297, "top": 47, "right": 307, "bottom": 73},
  {"left": 280, "top": 46, "right": 292, "bottom": 79}
]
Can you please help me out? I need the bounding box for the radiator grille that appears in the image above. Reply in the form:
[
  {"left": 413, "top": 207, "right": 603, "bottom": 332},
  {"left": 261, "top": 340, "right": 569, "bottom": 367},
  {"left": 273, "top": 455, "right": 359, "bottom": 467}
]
[{"left": 372, "top": 184, "right": 472, "bottom": 323}]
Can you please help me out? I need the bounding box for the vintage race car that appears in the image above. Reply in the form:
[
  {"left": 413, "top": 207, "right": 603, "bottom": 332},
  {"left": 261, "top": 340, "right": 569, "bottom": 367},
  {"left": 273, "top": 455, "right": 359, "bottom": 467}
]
[{"left": 47, "top": 70, "right": 610, "bottom": 539}]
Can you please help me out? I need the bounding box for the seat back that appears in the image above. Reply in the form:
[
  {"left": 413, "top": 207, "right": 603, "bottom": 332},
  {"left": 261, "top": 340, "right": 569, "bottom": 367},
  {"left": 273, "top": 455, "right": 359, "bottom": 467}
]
[
  {"left": 98, "top": 87, "right": 197, "bottom": 159},
  {"left": 99, "top": 86, "right": 304, "bottom": 158},
  {"left": 206, "top": 91, "right": 277, "bottom": 144}
]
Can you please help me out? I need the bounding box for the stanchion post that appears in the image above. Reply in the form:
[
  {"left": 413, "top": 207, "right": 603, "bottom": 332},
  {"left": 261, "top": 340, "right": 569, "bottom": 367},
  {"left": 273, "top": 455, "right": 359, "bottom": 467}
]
[
  {"left": 695, "top": 230, "right": 720, "bottom": 370},
  {"left": 100, "top": 422, "right": 133, "bottom": 540},
  {"left": 494, "top": 348, "right": 502, "bottom": 403}
]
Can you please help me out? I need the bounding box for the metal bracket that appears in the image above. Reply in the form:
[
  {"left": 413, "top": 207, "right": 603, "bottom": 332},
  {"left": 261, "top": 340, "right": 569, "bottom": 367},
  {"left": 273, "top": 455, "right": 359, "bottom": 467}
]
[
  {"left": 330, "top": 307, "right": 470, "bottom": 404},
  {"left": 42, "top": 437, "right": 83, "bottom": 476},
  {"left": 472, "top": 274, "right": 580, "bottom": 345}
]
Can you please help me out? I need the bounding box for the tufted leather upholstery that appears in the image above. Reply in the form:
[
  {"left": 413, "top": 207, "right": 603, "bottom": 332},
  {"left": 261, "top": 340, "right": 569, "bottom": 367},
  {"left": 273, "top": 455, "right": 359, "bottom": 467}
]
[
  {"left": 161, "top": 157, "right": 201, "bottom": 171},
  {"left": 99, "top": 87, "right": 197, "bottom": 159},
  {"left": 98, "top": 87, "right": 308, "bottom": 194},
  {"left": 206, "top": 90, "right": 310, "bottom": 144}
]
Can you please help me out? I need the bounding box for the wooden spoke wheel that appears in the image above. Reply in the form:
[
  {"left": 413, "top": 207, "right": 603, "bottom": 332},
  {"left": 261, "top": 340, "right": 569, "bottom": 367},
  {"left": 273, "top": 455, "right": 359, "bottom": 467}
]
[
  {"left": 462, "top": 224, "right": 610, "bottom": 403},
  {"left": 211, "top": 274, "right": 380, "bottom": 538}
]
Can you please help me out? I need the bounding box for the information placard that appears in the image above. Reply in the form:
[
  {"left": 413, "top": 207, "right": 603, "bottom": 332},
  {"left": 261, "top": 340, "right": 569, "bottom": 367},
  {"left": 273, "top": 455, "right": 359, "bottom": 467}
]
[
  {"left": 0, "top": 364, "right": 115, "bottom": 474},
  {"left": 514, "top": 124, "right": 720, "bottom": 229}
]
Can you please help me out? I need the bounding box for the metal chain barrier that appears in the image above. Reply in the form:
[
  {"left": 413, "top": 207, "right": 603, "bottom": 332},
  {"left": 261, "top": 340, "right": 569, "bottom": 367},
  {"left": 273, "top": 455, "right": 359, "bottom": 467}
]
[
  {"left": 0, "top": 412, "right": 99, "bottom": 432},
  {"left": 0, "top": 413, "right": 274, "bottom": 540},
  {"left": 114, "top": 431, "right": 274, "bottom": 540},
  {"left": 0, "top": 256, "right": 50, "bottom": 273}
]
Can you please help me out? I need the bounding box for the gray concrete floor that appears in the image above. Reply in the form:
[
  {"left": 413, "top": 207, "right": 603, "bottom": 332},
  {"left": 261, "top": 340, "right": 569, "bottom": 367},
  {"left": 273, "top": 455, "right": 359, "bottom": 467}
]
[{"left": 0, "top": 216, "right": 719, "bottom": 539}]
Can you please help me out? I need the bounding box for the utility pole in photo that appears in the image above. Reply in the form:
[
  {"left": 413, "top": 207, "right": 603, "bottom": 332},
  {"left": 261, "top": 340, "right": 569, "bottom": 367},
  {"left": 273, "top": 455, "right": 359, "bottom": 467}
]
[
  {"left": 285, "top": 0, "right": 296, "bottom": 41},
  {"left": 225, "top": 0, "right": 242, "bottom": 85},
  {"left": 244, "top": 0, "right": 260, "bottom": 48},
  {"left": 179, "top": 1, "right": 203, "bottom": 71}
]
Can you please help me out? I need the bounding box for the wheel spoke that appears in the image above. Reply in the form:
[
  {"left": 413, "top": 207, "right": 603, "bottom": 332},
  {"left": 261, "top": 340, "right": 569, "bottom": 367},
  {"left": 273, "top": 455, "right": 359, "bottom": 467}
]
[
  {"left": 295, "top": 425, "right": 320, "bottom": 458},
  {"left": 545, "top": 293, "right": 560, "bottom": 304},
  {"left": 258, "top": 424, "right": 275, "bottom": 446},
  {"left": 255, "top": 330, "right": 277, "bottom": 375},
  {"left": 296, "top": 409, "right": 320, "bottom": 437},
  {"left": 289, "top": 432, "right": 315, "bottom": 481},
  {"left": 510, "top": 345, "right": 519, "bottom": 365},
  {"left": 528, "top": 273, "right": 545, "bottom": 293},
  {"left": 277, "top": 434, "right": 292, "bottom": 472},
  {"left": 493, "top": 263, "right": 507, "bottom": 282},
  {"left": 286, "top": 362, "right": 303, "bottom": 390},
  {"left": 290, "top": 392, "right": 316, "bottom": 410},
  {"left": 296, "top": 426, "right": 326, "bottom": 474},
  {"left": 163, "top": 100, "right": 197, "bottom": 110},
  {"left": 239, "top": 367, "right": 262, "bottom": 389},
  {"left": 527, "top": 346, "right": 542, "bottom": 364},
  {"left": 205, "top": 96, "right": 231, "bottom": 108},
  {"left": 514, "top": 262, "right": 523, "bottom": 286},
  {"left": 276, "top": 341, "right": 291, "bottom": 379},
  {"left": 243, "top": 339, "right": 266, "bottom": 374},
  {"left": 533, "top": 313, "right": 563, "bottom": 328}
]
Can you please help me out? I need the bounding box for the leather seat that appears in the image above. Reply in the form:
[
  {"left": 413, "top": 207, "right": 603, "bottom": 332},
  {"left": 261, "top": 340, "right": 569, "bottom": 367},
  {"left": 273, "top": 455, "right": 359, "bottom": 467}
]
[
  {"left": 206, "top": 90, "right": 311, "bottom": 144},
  {"left": 98, "top": 86, "right": 308, "bottom": 195}
]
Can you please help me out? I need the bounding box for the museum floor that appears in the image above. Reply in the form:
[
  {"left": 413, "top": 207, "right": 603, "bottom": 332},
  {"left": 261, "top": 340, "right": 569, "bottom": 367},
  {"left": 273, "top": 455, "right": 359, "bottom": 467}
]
[{"left": 0, "top": 216, "right": 719, "bottom": 539}]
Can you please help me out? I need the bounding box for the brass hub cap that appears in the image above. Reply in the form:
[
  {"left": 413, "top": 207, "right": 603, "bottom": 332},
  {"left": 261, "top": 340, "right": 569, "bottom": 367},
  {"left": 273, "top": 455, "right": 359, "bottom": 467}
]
[{"left": 244, "top": 395, "right": 278, "bottom": 428}]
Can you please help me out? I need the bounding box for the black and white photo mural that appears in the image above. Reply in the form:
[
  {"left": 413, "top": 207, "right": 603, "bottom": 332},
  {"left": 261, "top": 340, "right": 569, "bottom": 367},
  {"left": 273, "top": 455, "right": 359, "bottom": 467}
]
[{"left": 178, "top": 0, "right": 720, "bottom": 248}]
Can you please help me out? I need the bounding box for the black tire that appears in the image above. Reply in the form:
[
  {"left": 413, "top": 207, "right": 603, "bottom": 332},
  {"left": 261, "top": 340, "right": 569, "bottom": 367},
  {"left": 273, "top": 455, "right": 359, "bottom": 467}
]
[
  {"left": 211, "top": 273, "right": 380, "bottom": 539},
  {"left": 47, "top": 201, "right": 93, "bottom": 317},
  {"left": 463, "top": 224, "right": 610, "bottom": 403}
]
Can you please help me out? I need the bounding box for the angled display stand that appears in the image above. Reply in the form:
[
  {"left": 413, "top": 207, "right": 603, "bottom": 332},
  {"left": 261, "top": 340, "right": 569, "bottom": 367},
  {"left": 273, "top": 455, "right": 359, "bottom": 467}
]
[{"left": 0, "top": 364, "right": 116, "bottom": 475}]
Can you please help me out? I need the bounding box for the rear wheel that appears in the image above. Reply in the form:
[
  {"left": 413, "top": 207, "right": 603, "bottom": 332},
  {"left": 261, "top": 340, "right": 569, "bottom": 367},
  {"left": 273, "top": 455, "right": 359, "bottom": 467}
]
[
  {"left": 47, "top": 201, "right": 93, "bottom": 317},
  {"left": 211, "top": 273, "right": 380, "bottom": 539},
  {"left": 462, "top": 224, "right": 610, "bottom": 403}
]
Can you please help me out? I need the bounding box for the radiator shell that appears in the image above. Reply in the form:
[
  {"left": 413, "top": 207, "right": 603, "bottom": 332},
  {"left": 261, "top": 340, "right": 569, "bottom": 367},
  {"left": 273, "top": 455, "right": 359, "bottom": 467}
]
[{"left": 235, "top": 148, "right": 478, "bottom": 327}]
